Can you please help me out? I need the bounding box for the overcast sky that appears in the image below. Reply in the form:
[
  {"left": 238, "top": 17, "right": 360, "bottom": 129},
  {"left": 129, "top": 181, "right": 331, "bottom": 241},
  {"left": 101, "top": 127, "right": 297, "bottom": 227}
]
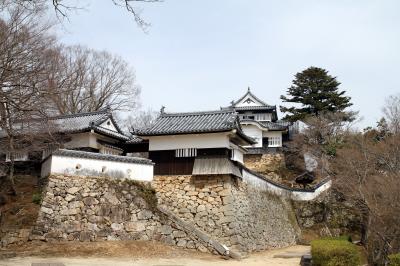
[{"left": 57, "top": 0, "right": 400, "bottom": 129}]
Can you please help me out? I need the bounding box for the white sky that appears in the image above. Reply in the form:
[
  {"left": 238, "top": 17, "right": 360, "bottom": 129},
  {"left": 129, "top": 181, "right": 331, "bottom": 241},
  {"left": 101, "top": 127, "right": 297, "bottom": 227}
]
[{"left": 56, "top": 0, "right": 400, "bottom": 129}]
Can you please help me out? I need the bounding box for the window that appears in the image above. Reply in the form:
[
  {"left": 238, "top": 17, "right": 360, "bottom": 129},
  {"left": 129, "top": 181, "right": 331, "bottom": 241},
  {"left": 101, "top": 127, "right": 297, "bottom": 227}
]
[
  {"left": 240, "top": 115, "right": 255, "bottom": 120},
  {"left": 6, "top": 151, "right": 28, "bottom": 162},
  {"left": 100, "top": 146, "right": 121, "bottom": 155},
  {"left": 255, "top": 113, "right": 271, "bottom": 121},
  {"left": 175, "top": 148, "right": 197, "bottom": 157},
  {"left": 268, "top": 136, "right": 282, "bottom": 147}
]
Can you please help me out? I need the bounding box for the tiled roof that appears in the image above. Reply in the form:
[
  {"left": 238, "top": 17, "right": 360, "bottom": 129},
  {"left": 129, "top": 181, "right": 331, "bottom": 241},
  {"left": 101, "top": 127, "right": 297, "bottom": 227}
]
[
  {"left": 229, "top": 105, "right": 276, "bottom": 111},
  {"left": 0, "top": 109, "right": 129, "bottom": 141},
  {"left": 231, "top": 88, "right": 273, "bottom": 108},
  {"left": 48, "top": 110, "right": 128, "bottom": 140},
  {"left": 135, "top": 110, "right": 255, "bottom": 144},
  {"left": 126, "top": 136, "right": 145, "bottom": 144},
  {"left": 240, "top": 119, "right": 289, "bottom": 131},
  {"left": 259, "top": 121, "right": 288, "bottom": 131},
  {"left": 50, "top": 149, "right": 153, "bottom": 165}
]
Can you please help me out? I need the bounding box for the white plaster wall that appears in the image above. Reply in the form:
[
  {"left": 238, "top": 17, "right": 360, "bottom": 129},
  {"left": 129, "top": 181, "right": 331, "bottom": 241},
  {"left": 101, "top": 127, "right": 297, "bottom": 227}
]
[
  {"left": 64, "top": 133, "right": 98, "bottom": 149},
  {"left": 231, "top": 147, "right": 244, "bottom": 163},
  {"left": 242, "top": 168, "right": 331, "bottom": 201},
  {"left": 241, "top": 125, "right": 263, "bottom": 147},
  {"left": 236, "top": 94, "right": 264, "bottom": 107},
  {"left": 148, "top": 133, "right": 231, "bottom": 151},
  {"left": 42, "top": 155, "right": 153, "bottom": 181},
  {"left": 64, "top": 132, "right": 119, "bottom": 150},
  {"left": 41, "top": 156, "right": 52, "bottom": 178},
  {"left": 99, "top": 119, "right": 118, "bottom": 131}
]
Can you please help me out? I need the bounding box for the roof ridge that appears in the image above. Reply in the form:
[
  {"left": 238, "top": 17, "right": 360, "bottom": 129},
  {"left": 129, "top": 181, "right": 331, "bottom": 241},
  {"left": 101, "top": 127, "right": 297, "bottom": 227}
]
[
  {"left": 231, "top": 89, "right": 271, "bottom": 107},
  {"left": 161, "top": 109, "right": 236, "bottom": 117},
  {"left": 48, "top": 109, "right": 109, "bottom": 120}
]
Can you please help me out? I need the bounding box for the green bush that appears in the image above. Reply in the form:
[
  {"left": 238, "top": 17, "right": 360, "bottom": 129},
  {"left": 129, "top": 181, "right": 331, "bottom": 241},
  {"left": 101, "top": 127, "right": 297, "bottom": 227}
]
[
  {"left": 311, "top": 239, "right": 361, "bottom": 266},
  {"left": 389, "top": 253, "right": 400, "bottom": 266},
  {"left": 32, "top": 193, "right": 42, "bottom": 205}
]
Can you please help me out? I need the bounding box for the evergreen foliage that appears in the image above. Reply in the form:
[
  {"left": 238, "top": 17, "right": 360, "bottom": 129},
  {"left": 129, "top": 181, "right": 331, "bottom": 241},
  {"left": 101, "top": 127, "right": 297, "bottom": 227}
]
[
  {"left": 311, "top": 239, "right": 361, "bottom": 266},
  {"left": 280, "top": 67, "right": 352, "bottom": 121}
]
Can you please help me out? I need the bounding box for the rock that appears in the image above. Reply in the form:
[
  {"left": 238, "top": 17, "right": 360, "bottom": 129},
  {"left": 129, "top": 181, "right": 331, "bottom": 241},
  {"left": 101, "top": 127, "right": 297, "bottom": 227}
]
[
  {"left": 218, "top": 189, "right": 230, "bottom": 196},
  {"left": 67, "top": 187, "right": 80, "bottom": 195},
  {"left": 172, "top": 230, "right": 186, "bottom": 238},
  {"left": 87, "top": 223, "right": 99, "bottom": 231},
  {"left": 125, "top": 222, "right": 146, "bottom": 232},
  {"left": 160, "top": 235, "right": 175, "bottom": 245},
  {"left": 41, "top": 207, "right": 53, "bottom": 215},
  {"left": 196, "top": 205, "right": 206, "bottom": 213},
  {"left": 160, "top": 225, "right": 172, "bottom": 235},
  {"left": 137, "top": 210, "right": 153, "bottom": 220},
  {"left": 83, "top": 197, "right": 99, "bottom": 206},
  {"left": 79, "top": 231, "right": 91, "bottom": 242},
  {"left": 65, "top": 194, "right": 75, "bottom": 202},
  {"left": 176, "top": 239, "right": 187, "bottom": 247},
  {"left": 197, "top": 245, "right": 209, "bottom": 253},
  {"left": 110, "top": 207, "right": 127, "bottom": 223},
  {"left": 104, "top": 192, "right": 120, "bottom": 205},
  {"left": 111, "top": 223, "right": 123, "bottom": 231},
  {"left": 66, "top": 221, "right": 82, "bottom": 233},
  {"left": 68, "top": 208, "right": 80, "bottom": 215}
]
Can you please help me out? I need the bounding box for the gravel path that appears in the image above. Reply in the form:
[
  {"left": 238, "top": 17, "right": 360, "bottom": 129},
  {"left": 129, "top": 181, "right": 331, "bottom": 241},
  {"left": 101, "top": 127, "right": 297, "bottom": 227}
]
[{"left": 0, "top": 245, "right": 310, "bottom": 266}]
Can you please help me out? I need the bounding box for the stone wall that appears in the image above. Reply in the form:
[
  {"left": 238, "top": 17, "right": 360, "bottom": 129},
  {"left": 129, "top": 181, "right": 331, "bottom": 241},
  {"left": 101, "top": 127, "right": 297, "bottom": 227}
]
[
  {"left": 12, "top": 173, "right": 301, "bottom": 255},
  {"left": 292, "top": 189, "right": 361, "bottom": 239},
  {"left": 244, "top": 153, "right": 285, "bottom": 181},
  {"left": 153, "top": 175, "right": 298, "bottom": 253},
  {"left": 31, "top": 175, "right": 214, "bottom": 253}
]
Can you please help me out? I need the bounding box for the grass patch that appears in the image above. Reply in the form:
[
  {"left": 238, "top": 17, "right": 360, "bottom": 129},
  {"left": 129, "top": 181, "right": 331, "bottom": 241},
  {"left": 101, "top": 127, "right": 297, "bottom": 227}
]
[
  {"left": 32, "top": 192, "right": 42, "bottom": 205},
  {"left": 389, "top": 253, "right": 400, "bottom": 266},
  {"left": 311, "top": 239, "right": 361, "bottom": 266}
]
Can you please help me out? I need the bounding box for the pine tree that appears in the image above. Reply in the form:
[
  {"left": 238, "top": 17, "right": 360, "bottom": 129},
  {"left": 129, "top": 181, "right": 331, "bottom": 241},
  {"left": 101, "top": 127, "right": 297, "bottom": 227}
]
[{"left": 280, "top": 67, "right": 352, "bottom": 122}]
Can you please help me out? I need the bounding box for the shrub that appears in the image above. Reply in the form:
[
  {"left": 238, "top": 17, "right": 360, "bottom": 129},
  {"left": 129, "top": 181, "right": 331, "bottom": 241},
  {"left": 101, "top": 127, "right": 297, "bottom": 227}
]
[
  {"left": 389, "top": 253, "right": 400, "bottom": 266},
  {"left": 311, "top": 239, "right": 361, "bottom": 266},
  {"left": 32, "top": 193, "right": 42, "bottom": 205}
]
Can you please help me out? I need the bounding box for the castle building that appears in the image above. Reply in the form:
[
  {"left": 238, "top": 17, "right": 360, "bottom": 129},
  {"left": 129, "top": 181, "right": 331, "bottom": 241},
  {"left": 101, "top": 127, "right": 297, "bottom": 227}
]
[{"left": 223, "top": 88, "right": 292, "bottom": 153}]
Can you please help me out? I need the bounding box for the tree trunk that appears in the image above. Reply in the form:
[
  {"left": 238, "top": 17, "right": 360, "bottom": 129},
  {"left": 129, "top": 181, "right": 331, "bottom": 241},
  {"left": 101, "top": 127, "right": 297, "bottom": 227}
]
[{"left": 361, "top": 211, "right": 370, "bottom": 246}]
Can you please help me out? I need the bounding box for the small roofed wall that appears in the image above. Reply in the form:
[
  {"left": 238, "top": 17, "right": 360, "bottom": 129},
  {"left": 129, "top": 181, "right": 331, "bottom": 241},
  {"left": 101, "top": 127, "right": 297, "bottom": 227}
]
[
  {"left": 41, "top": 152, "right": 153, "bottom": 181},
  {"left": 147, "top": 133, "right": 230, "bottom": 151}
]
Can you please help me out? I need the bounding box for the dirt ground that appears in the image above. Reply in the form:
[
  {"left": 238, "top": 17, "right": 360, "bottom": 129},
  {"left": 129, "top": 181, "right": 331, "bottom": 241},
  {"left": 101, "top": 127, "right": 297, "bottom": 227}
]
[{"left": 0, "top": 241, "right": 310, "bottom": 266}]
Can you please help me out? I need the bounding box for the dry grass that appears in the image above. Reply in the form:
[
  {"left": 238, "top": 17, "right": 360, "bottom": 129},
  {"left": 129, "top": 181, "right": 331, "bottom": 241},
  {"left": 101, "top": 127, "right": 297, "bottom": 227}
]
[
  {"left": 1, "top": 240, "right": 213, "bottom": 259},
  {"left": 0, "top": 175, "right": 40, "bottom": 229}
]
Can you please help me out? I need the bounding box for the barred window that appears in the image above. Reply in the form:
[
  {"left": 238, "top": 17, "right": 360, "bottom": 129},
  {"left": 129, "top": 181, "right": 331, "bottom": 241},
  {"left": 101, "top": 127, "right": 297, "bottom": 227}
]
[
  {"left": 6, "top": 151, "right": 28, "bottom": 162},
  {"left": 268, "top": 136, "right": 282, "bottom": 147},
  {"left": 175, "top": 148, "right": 197, "bottom": 157}
]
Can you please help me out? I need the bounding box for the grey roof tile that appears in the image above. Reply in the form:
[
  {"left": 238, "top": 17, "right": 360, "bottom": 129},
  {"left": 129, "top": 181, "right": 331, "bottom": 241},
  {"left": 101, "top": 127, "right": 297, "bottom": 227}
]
[
  {"left": 0, "top": 110, "right": 129, "bottom": 141},
  {"left": 240, "top": 119, "right": 289, "bottom": 131},
  {"left": 51, "top": 149, "right": 153, "bottom": 165},
  {"left": 126, "top": 136, "right": 145, "bottom": 144},
  {"left": 135, "top": 110, "right": 255, "bottom": 144}
]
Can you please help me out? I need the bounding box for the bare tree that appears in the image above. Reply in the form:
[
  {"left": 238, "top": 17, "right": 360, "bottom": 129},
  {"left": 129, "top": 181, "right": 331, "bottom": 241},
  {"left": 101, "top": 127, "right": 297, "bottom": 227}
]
[
  {"left": 383, "top": 94, "right": 400, "bottom": 134},
  {"left": 333, "top": 132, "right": 400, "bottom": 265},
  {"left": 285, "top": 112, "right": 356, "bottom": 181},
  {"left": 46, "top": 45, "right": 140, "bottom": 115},
  {"left": 126, "top": 108, "right": 158, "bottom": 132},
  {"left": 1, "top": 0, "right": 162, "bottom": 29},
  {"left": 0, "top": 6, "right": 57, "bottom": 194}
]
